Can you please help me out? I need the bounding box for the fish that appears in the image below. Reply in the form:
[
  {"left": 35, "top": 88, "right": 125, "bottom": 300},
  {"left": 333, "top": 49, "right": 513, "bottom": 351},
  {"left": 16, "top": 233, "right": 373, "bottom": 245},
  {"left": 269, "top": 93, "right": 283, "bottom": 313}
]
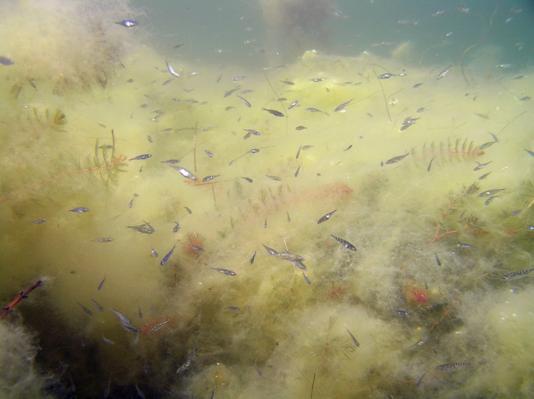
[
  {"left": 212, "top": 267, "right": 237, "bottom": 276},
  {"left": 525, "top": 149, "right": 534, "bottom": 157},
  {"left": 165, "top": 61, "right": 181, "bottom": 78},
  {"left": 78, "top": 302, "right": 93, "bottom": 316},
  {"left": 160, "top": 245, "right": 176, "bottom": 266},
  {"left": 473, "top": 161, "right": 492, "bottom": 171},
  {"left": 479, "top": 141, "right": 497, "bottom": 150},
  {"left": 306, "top": 107, "right": 328, "bottom": 115},
  {"left": 427, "top": 157, "right": 435, "bottom": 172},
  {"left": 266, "top": 175, "right": 282, "bottom": 182},
  {"left": 97, "top": 277, "right": 106, "bottom": 290},
  {"left": 436, "top": 362, "right": 471, "bottom": 372},
  {"left": 127, "top": 222, "right": 155, "bottom": 234},
  {"left": 288, "top": 100, "right": 300, "bottom": 110},
  {"left": 346, "top": 328, "right": 360, "bottom": 347},
  {"left": 102, "top": 336, "right": 115, "bottom": 345},
  {"left": 479, "top": 188, "right": 504, "bottom": 197},
  {"left": 400, "top": 116, "right": 418, "bottom": 131},
  {"left": 176, "top": 349, "right": 196, "bottom": 375},
  {"left": 263, "top": 244, "right": 279, "bottom": 256},
  {"left": 302, "top": 273, "right": 311, "bottom": 285},
  {"left": 434, "top": 253, "right": 442, "bottom": 266},
  {"left": 281, "top": 80, "right": 294, "bottom": 85},
  {"left": 31, "top": 218, "right": 47, "bottom": 225},
  {"left": 128, "top": 193, "right": 139, "bottom": 209},
  {"left": 174, "top": 166, "right": 197, "bottom": 181},
  {"left": 294, "top": 166, "right": 301, "bottom": 177},
  {"left": 202, "top": 175, "right": 219, "bottom": 183},
  {"left": 224, "top": 86, "right": 241, "bottom": 97},
  {"left": 377, "top": 72, "right": 394, "bottom": 79},
  {"left": 295, "top": 125, "right": 307, "bottom": 131},
  {"left": 129, "top": 154, "right": 152, "bottom": 161},
  {"left": 151, "top": 248, "right": 158, "bottom": 257},
  {"left": 237, "top": 95, "right": 252, "bottom": 108},
  {"left": 243, "top": 129, "right": 261, "bottom": 139},
  {"left": 250, "top": 251, "right": 256, "bottom": 264},
  {"left": 205, "top": 150, "right": 214, "bottom": 158},
  {"left": 111, "top": 309, "right": 138, "bottom": 334},
  {"left": 331, "top": 235, "right": 357, "bottom": 251},
  {"left": 501, "top": 268, "right": 534, "bottom": 281},
  {"left": 69, "top": 207, "right": 89, "bottom": 213},
  {"left": 0, "top": 56, "right": 14, "bottom": 66},
  {"left": 241, "top": 176, "right": 253, "bottom": 183},
  {"left": 318, "top": 210, "right": 337, "bottom": 224},
  {"left": 135, "top": 384, "right": 146, "bottom": 399},
  {"left": 91, "top": 299, "right": 104, "bottom": 312},
  {"left": 94, "top": 237, "right": 113, "bottom": 243},
  {"left": 172, "top": 222, "right": 180, "bottom": 233},
  {"left": 262, "top": 108, "right": 284, "bottom": 117},
  {"left": 385, "top": 153, "right": 409, "bottom": 165},
  {"left": 334, "top": 99, "right": 353, "bottom": 113},
  {"left": 116, "top": 19, "right": 138, "bottom": 28},
  {"left": 478, "top": 172, "right": 492, "bottom": 180},
  {"left": 413, "top": 82, "right": 423, "bottom": 88},
  {"left": 161, "top": 159, "right": 181, "bottom": 164},
  {"left": 436, "top": 64, "right": 453, "bottom": 80},
  {"left": 519, "top": 96, "right": 531, "bottom": 101}
]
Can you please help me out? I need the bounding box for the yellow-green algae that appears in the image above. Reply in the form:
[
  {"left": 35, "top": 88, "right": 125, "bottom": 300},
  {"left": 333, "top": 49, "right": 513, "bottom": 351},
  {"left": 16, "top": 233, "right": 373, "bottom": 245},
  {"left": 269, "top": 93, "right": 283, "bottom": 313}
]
[{"left": 0, "top": 4, "right": 533, "bottom": 398}]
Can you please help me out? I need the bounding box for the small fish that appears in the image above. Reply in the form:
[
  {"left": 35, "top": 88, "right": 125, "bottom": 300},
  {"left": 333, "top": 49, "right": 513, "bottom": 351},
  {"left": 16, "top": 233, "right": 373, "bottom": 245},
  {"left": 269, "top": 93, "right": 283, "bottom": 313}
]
[
  {"left": 302, "top": 273, "right": 311, "bottom": 285},
  {"left": 174, "top": 166, "right": 197, "bottom": 181},
  {"left": 69, "top": 207, "right": 89, "bottom": 213},
  {"left": 94, "top": 237, "right": 113, "bottom": 243},
  {"left": 295, "top": 125, "right": 307, "bottom": 131},
  {"left": 288, "top": 100, "right": 300, "bottom": 110},
  {"left": 160, "top": 245, "right": 176, "bottom": 266},
  {"left": 473, "top": 161, "right": 492, "bottom": 171},
  {"left": 434, "top": 253, "right": 442, "bottom": 266},
  {"left": 512, "top": 75, "right": 524, "bottom": 80},
  {"left": 479, "top": 141, "right": 497, "bottom": 150},
  {"left": 263, "top": 244, "right": 279, "bottom": 256},
  {"left": 129, "top": 154, "right": 152, "bottom": 161},
  {"left": 519, "top": 96, "right": 531, "bottom": 101},
  {"left": 0, "top": 56, "right": 14, "bottom": 66},
  {"left": 334, "top": 99, "right": 353, "bottom": 113},
  {"left": 262, "top": 108, "right": 284, "bottom": 117},
  {"left": 138, "top": 307, "right": 143, "bottom": 319},
  {"left": 204, "top": 150, "right": 214, "bottom": 158},
  {"left": 165, "top": 61, "right": 181, "bottom": 78},
  {"left": 150, "top": 248, "right": 158, "bottom": 257},
  {"left": 427, "top": 157, "right": 435, "bottom": 172},
  {"left": 378, "top": 72, "right": 394, "bottom": 79},
  {"left": 456, "top": 242, "right": 473, "bottom": 249},
  {"left": 111, "top": 309, "right": 138, "bottom": 334},
  {"left": 237, "top": 95, "right": 252, "bottom": 108},
  {"left": 502, "top": 268, "right": 534, "bottom": 281},
  {"left": 202, "top": 175, "right": 219, "bottom": 183},
  {"left": 250, "top": 251, "right": 256, "bottom": 264},
  {"left": 241, "top": 176, "right": 253, "bottom": 183},
  {"left": 116, "top": 19, "right": 137, "bottom": 28},
  {"left": 243, "top": 129, "right": 261, "bottom": 139},
  {"left": 346, "top": 328, "right": 360, "bottom": 347},
  {"left": 281, "top": 80, "right": 294, "bottom": 85},
  {"left": 161, "top": 159, "right": 181, "bottom": 164},
  {"left": 344, "top": 145, "right": 353, "bottom": 151},
  {"left": 400, "top": 116, "right": 418, "bottom": 131},
  {"left": 479, "top": 188, "right": 504, "bottom": 197},
  {"left": 436, "top": 362, "right": 471, "bottom": 372},
  {"left": 294, "top": 166, "right": 301, "bottom": 177},
  {"left": 331, "top": 235, "right": 357, "bottom": 251},
  {"left": 172, "top": 222, "right": 180, "bottom": 233},
  {"left": 306, "top": 107, "right": 328, "bottom": 115},
  {"left": 31, "top": 217, "right": 47, "bottom": 225},
  {"left": 436, "top": 64, "right": 453, "bottom": 80},
  {"left": 525, "top": 149, "right": 534, "bottom": 157},
  {"left": 266, "top": 175, "right": 282, "bottom": 182},
  {"left": 97, "top": 277, "right": 106, "bottom": 290},
  {"left": 102, "top": 336, "right": 115, "bottom": 345},
  {"left": 78, "top": 302, "right": 93, "bottom": 316},
  {"left": 135, "top": 384, "right": 146, "bottom": 399},
  {"left": 224, "top": 86, "right": 241, "bottom": 97},
  {"left": 413, "top": 82, "right": 423, "bottom": 88},
  {"left": 212, "top": 267, "right": 237, "bottom": 276},
  {"left": 128, "top": 193, "right": 139, "bottom": 209},
  {"left": 478, "top": 172, "right": 492, "bottom": 180},
  {"left": 127, "top": 222, "right": 155, "bottom": 234},
  {"left": 91, "top": 299, "right": 104, "bottom": 312},
  {"left": 317, "top": 210, "right": 336, "bottom": 224},
  {"left": 385, "top": 153, "right": 409, "bottom": 165}
]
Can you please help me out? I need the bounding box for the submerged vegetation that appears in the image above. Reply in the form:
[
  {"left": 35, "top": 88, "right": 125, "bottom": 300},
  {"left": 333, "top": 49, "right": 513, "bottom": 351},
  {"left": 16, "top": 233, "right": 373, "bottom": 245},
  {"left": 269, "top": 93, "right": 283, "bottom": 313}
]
[{"left": 0, "top": 1, "right": 533, "bottom": 398}]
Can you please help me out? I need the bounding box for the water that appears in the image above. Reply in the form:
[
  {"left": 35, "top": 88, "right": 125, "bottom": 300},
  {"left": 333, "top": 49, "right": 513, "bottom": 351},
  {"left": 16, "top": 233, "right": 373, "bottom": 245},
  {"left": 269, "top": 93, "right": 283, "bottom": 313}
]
[{"left": 0, "top": 1, "right": 533, "bottom": 398}]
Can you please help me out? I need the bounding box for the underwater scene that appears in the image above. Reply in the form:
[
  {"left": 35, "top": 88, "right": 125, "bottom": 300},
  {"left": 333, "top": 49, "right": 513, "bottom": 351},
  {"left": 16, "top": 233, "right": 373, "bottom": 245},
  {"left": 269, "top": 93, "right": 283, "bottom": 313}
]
[{"left": 1, "top": 0, "right": 533, "bottom": 398}]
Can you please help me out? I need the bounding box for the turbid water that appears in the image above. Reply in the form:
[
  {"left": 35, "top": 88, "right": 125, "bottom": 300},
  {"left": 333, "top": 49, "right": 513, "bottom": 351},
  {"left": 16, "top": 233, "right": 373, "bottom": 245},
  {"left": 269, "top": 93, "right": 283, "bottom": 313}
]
[{"left": 0, "top": 1, "right": 533, "bottom": 398}]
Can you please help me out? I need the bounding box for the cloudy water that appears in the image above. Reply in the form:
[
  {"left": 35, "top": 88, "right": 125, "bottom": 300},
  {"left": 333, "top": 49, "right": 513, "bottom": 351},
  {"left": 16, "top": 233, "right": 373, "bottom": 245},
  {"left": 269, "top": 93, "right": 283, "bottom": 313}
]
[{"left": 0, "top": 1, "right": 533, "bottom": 398}]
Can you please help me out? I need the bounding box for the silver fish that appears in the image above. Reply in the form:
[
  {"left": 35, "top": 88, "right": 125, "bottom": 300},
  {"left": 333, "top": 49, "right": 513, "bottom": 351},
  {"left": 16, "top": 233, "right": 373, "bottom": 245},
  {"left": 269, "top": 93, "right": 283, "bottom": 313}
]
[
  {"left": 479, "top": 188, "right": 504, "bottom": 197},
  {"left": 224, "top": 86, "right": 241, "bottom": 97},
  {"left": 165, "top": 61, "right": 181, "bottom": 78},
  {"left": 212, "top": 267, "right": 237, "bottom": 276},
  {"left": 174, "top": 166, "right": 197, "bottom": 181},
  {"left": 116, "top": 19, "right": 137, "bottom": 28},
  {"left": 237, "top": 95, "right": 252, "bottom": 108},
  {"left": 127, "top": 222, "right": 155, "bottom": 234},
  {"left": 0, "top": 56, "right": 14, "bottom": 66},
  {"left": 129, "top": 153, "right": 152, "bottom": 161},
  {"left": 160, "top": 245, "right": 176, "bottom": 266},
  {"left": 334, "top": 99, "right": 353, "bottom": 113},
  {"left": 111, "top": 309, "right": 138, "bottom": 334},
  {"left": 317, "top": 210, "right": 336, "bottom": 224},
  {"left": 202, "top": 175, "right": 219, "bottom": 183},
  {"left": 385, "top": 153, "right": 409, "bottom": 165},
  {"left": 263, "top": 108, "right": 284, "bottom": 117},
  {"left": 263, "top": 244, "right": 279, "bottom": 256},
  {"left": 436, "top": 64, "right": 453, "bottom": 80},
  {"left": 69, "top": 207, "right": 89, "bottom": 213},
  {"left": 331, "top": 235, "right": 357, "bottom": 251},
  {"left": 346, "top": 328, "right": 360, "bottom": 347}
]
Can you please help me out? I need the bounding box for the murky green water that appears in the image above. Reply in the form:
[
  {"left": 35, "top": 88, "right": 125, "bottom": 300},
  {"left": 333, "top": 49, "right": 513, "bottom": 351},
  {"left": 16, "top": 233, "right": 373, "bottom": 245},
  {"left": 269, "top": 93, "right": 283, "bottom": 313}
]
[{"left": 0, "top": 1, "right": 533, "bottom": 398}]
